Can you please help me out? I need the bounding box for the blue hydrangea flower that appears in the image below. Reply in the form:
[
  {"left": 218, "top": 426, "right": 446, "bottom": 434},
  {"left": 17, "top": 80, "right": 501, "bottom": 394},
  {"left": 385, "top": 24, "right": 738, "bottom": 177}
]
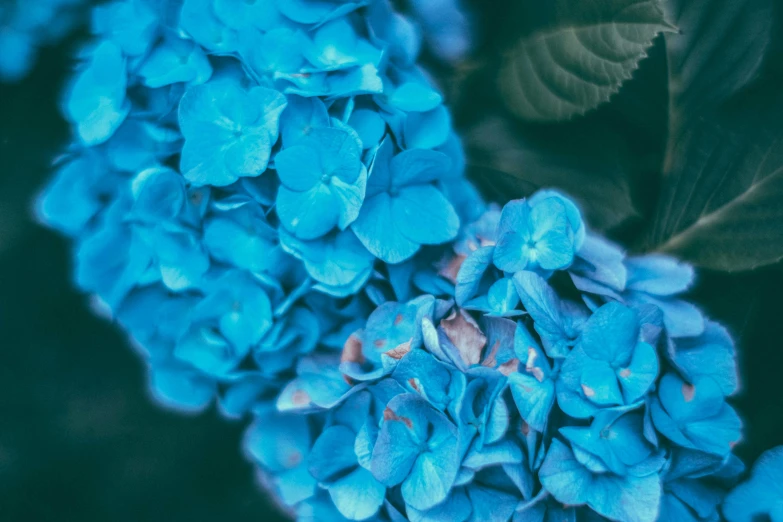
[
  {"left": 623, "top": 254, "right": 704, "bottom": 338},
  {"left": 723, "top": 446, "right": 783, "bottom": 521},
  {"left": 352, "top": 139, "right": 460, "bottom": 263},
  {"left": 280, "top": 228, "right": 376, "bottom": 298},
  {"left": 539, "top": 438, "right": 663, "bottom": 522},
  {"left": 64, "top": 41, "right": 130, "bottom": 146},
  {"left": 174, "top": 270, "right": 273, "bottom": 376},
  {"left": 307, "top": 391, "right": 387, "bottom": 520},
  {"left": 0, "top": 0, "right": 85, "bottom": 82},
  {"left": 650, "top": 373, "right": 741, "bottom": 456},
  {"left": 92, "top": 0, "right": 159, "bottom": 57},
  {"left": 240, "top": 188, "right": 760, "bottom": 522},
  {"left": 34, "top": 1, "right": 774, "bottom": 519},
  {"left": 276, "top": 127, "right": 367, "bottom": 239},
  {"left": 39, "top": 0, "right": 478, "bottom": 423},
  {"left": 138, "top": 36, "right": 213, "bottom": 88},
  {"left": 406, "top": 0, "right": 474, "bottom": 64},
  {"left": 556, "top": 301, "right": 659, "bottom": 419},
  {"left": 658, "top": 448, "right": 745, "bottom": 522},
  {"left": 372, "top": 393, "right": 461, "bottom": 511},
  {"left": 178, "top": 80, "right": 286, "bottom": 186},
  {"left": 494, "top": 191, "right": 585, "bottom": 274}
]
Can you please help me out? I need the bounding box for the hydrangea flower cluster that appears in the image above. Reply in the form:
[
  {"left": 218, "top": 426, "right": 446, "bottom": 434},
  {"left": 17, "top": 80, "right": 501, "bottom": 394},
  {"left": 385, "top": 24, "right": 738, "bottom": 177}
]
[
  {"left": 242, "top": 190, "right": 774, "bottom": 522},
  {"left": 33, "top": 1, "right": 783, "bottom": 520},
  {"left": 36, "top": 0, "right": 480, "bottom": 414},
  {"left": 0, "top": 0, "right": 85, "bottom": 81}
]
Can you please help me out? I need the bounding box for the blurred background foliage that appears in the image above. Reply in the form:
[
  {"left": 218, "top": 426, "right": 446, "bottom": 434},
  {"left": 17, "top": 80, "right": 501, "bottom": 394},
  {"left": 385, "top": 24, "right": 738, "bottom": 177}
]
[{"left": 1, "top": 0, "right": 782, "bottom": 519}]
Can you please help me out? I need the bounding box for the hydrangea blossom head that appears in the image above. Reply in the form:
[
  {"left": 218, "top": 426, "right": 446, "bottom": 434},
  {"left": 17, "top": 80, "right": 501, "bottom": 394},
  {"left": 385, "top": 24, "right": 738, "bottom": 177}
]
[
  {"left": 37, "top": 0, "right": 474, "bottom": 415},
  {"left": 242, "top": 190, "right": 750, "bottom": 522}
]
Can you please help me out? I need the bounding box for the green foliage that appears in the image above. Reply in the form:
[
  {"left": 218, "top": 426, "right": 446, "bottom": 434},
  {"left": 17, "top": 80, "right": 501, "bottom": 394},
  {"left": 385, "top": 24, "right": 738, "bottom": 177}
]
[
  {"left": 499, "top": 0, "right": 673, "bottom": 122},
  {"left": 467, "top": 0, "right": 783, "bottom": 272}
]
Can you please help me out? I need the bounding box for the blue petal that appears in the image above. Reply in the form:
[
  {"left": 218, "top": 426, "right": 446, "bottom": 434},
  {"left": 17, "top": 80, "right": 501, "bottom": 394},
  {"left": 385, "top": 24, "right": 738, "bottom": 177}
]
[
  {"left": 619, "top": 341, "right": 659, "bottom": 403},
  {"left": 371, "top": 399, "right": 427, "bottom": 486},
  {"left": 632, "top": 294, "right": 705, "bottom": 338},
  {"left": 65, "top": 41, "right": 129, "bottom": 146},
  {"left": 243, "top": 28, "right": 306, "bottom": 76},
  {"left": 308, "top": 425, "right": 358, "bottom": 482},
  {"left": 579, "top": 363, "right": 623, "bottom": 407},
  {"left": 218, "top": 373, "right": 275, "bottom": 419},
  {"left": 365, "top": 137, "right": 395, "bottom": 194},
  {"left": 203, "top": 205, "right": 281, "bottom": 274},
  {"left": 392, "top": 349, "right": 453, "bottom": 411},
  {"left": 538, "top": 440, "right": 590, "bottom": 507},
  {"left": 149, "top": 364, "right": 215, "bottom": 413},
  {"left": 402, "top": 447, "right": 460, "bottom": 511},
  {"left": 466, "top": 481, "right": 521, "bottom": 522},
  {"left": 626, "top": 254, "right": 694, "bottom": 295},
  {"left": 529, "top": 197, "right": 574, "bottom": 270},
  {"left": 348, "top": 108, "right": 387, "bottom": 149},
  {"left": 528, "top": 189, "right": 585, "bottom": 249},
  {"left": 393, "top": 184, "right": 460, "bottom": 245},
  {"left": 212, "top": 0, "right": 286, "bottom": 31},
  {"left": 570, "top": 233, "right": 627, "bottom": 295},
  {"left": 455, "top": 246, "right": 494, "bottom": 306},
  {"left": 36, "top": 154, "right": 109, "bottom": 236},
  {"left": 243, "top": 413, "right": 311, "bottom": 474},
  {"left": 332, "top": 165, "right": 368, "bottom": 229},
  {"left": 390, "top": 147, "right": 451, "bottom": 187},
  {"left": 512, "top": 271, "right": 572, "bottom": 358},
  {"left": 671, "top": 321, "right": 737, "bottom": 396},
  {"left": 178, "top": 82, "right": 285, "bottom": 186},
  {"left": 275, "top": 143, "right": 324, "bottom": 191},
  {"left": 579, "top": 301, "right": 639, "bottom": 366},
  {"left": 509, "top": 372, "right": 555, "bottom": 433},
  {"left": 280, "top": 95, "right": 331, "bottom": 147},
  {"left": 408, "top": 489, "right": 471, "bottom": 522},
  {"left": 404, "top": 104, "right": 450, "bottom": 149},
  {"left": 652, "top": 374, "right": 741, "bottom": 456},
  {"left": 389, "top": 82, "right": 443, "bottom": 112},
  {"left": 92, "top": 0, "right": 159, "bottom": 57},
  {"left": 723, "top": 446, "right": 783, "bottom": 522},
  {"left": 540, "top": 440, "right": 662, "bottom": 522},
  {"left": 329, "top": 467, "right": 386, "bottom": 520},
  {"left": 352, "top": 192, "right": 420, "bottom": 263},
  {"left": 494, "top": 200, "right": 532, "bottom": 273},
  {"left": 139, "top": 37, "right": 212, "bottom": 88},
  {"left": 180, "top": 0, "right": 239, "bottom": 52},
  {"left": 277, "top": 183, "right": 340, "bottom": 239},
  {"left": 281, "top": 228, "right": 374, "bottom": 289}
]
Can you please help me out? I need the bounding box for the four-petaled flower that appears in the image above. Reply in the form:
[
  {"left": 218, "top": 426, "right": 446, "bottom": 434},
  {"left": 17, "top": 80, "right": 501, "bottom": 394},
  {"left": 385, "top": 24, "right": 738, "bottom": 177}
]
[
  {"left": 557, "top": 301, "right": 659, "bottom": 418},
  {"left": 276, "top": 127, "right": 367, "bottom": 239},
  {"left": 494, "top": 190, "right": 584, "bottom": 274},
  {"left": 178, "top": 80, "right": 287, "bottom": 186},
  {"left": 352, "top": 138, "right": 459, "bottom": 264}
]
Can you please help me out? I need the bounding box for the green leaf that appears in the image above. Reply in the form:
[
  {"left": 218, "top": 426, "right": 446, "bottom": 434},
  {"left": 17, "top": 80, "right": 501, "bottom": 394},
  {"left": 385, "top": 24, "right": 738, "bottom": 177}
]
[
  {"left": 646, "top": 0, "right": 778, "bottom": 271},
  {"left": 664, "top": 0, "right": 773, "bottom": 121},
  {"left": 652, "top": 92, "right": 783, "bottom": 271},
  {"left": 499, "top": 0, "right": 674, "bottom": 122},
  {"left": 466, "top": 116, "right": 641, "bottom": 231}
]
